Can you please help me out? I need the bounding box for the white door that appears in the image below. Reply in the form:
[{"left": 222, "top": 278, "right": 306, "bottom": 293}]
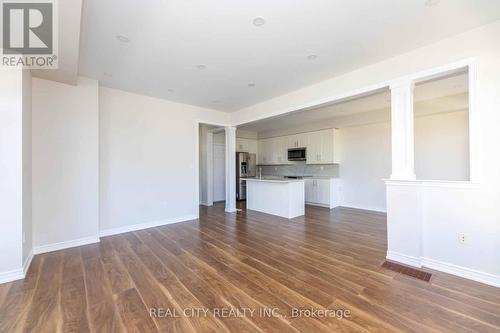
[{"left": 213, "top": 144, "right": 226, "bottom": 202}]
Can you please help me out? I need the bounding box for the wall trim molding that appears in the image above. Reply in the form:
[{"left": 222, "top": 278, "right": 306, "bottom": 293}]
[
  {"left": 386, "top": 251, "right": 422, "bottom": 268},
  {"left": 23, "top": 249, "right": 33, "bottom": 275},
  {"left": 0, "top": 267, "right": 25, "bottom": 284},
  {"left": 422, "top": 257, "right": 500, "bottom": 288},
  {"left": 33, "top": 236, "right": 100, "bottom": 255},
  {"left": 339, "top": 204, "right": 387, "bottom": 213},
  {"left": 99, "top": 215, "right": 198, "bottom": 238},
  {"left": 387, "top": 252, "right": 500, "bottom": 288},
  {"left": 0, "top": 250, "right": 35, "bottom": 284},
  {"left": 384, "top": 179, "right": 480, "bottom": 189}
]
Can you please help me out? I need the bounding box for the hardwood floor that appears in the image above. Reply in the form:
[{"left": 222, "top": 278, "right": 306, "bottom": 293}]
[{"left": 0, "top": 203, "right": 499, "bottom": 332}]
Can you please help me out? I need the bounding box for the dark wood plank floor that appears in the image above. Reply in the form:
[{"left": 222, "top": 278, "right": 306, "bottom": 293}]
[{"left": 0, "top": 203, "right": 499, "bottom": 332}]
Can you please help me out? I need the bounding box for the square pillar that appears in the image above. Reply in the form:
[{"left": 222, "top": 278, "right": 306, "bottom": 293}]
[
  {"left": 390, "top": 79, "right": 416, "bottom": 180},
  {"left": 224, "top": 127, "right": 237, "bottom": 212},
  {"left": 0, "top": 69, "right": 32, "bottom": 283}
]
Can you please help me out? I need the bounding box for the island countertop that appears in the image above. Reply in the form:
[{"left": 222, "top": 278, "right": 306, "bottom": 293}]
[
  {"left": 241, "top": 177, "right": 305, "bottom": 183},
  {"left": 244, "top": 178, "right": 305, "bottom": 218}
]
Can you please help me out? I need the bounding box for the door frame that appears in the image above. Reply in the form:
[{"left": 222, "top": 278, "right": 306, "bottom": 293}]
[{"left": 195, "top": 120, "right": 233, "bottom": 216}]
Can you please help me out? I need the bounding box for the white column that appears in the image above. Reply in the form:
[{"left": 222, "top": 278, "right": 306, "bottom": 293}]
[
  {"left": 390, "top": 79, "right": 416, "bottom": 180},
  {"left": 225, "top": 126, "right": 237, "bottom": 212},
  {"left": 0, "top": 69, "right": 31, "bottom": 283}
]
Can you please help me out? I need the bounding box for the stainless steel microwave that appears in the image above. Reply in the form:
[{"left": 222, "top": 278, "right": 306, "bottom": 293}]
[{"left": 288, "top": 148, "right": 306, "bottom": 161}]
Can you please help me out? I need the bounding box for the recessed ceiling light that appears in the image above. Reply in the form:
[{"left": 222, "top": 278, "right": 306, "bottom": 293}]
[
  {"left": 248, "top": 83, "right": 256, "bottom": 87},
  {"left": 196, "top": 64, "right": 207, "bottom": 70},
  {"left": 307, "top": 54, "right": 318, "bottom": 61},
  {"left": 252, "top": 17, "right": 266, "bottom": 26},
  {"left": 425, "top": 0, "right": 440, "bottom": 6},
  {"left": 116, "top": 35, "right": 129, "bottom": 43}
]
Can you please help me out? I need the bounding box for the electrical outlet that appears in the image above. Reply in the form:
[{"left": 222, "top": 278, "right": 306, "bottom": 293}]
[
  {"left": 320, "top": 166, "right": 324, "bottom": 171},
  {"left": 459, "top": 232, "right": 466, "bottom": 244}
]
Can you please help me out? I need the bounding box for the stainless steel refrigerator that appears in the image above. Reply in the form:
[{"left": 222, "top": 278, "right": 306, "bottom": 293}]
[{"left": 236, "top": 152, "right": 256, "bottom": 201}]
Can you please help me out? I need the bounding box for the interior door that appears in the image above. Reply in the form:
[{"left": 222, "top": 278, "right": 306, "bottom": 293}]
[{"left": 213, "top": 144, "right": 226, "bottom": 202}]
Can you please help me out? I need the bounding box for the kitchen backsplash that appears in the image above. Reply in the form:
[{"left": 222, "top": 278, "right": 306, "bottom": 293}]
[{"left": 259, "top": 162, "right": 339, "bottom": 178}]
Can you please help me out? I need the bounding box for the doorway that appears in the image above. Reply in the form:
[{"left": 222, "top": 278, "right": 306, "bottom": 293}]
[{"left": 212, "top": 138, "right": 226, "bottom": 202}]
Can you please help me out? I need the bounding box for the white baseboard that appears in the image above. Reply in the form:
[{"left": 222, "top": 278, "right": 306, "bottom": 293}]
[
  {"left": 340, "top": 204, "right": 387, "bottom": 213},
  {"left": 23, "top": 249, "right": 33, "bottom": 275},
  {"left": 99, "top": 214, "right": 198, "bottom": 238},
  {"left": 33, "top": 236, "right": 100, "bottom": 255},
  {"left": 0, "top": 267, "right": 25, "bottom": 284},
  {"left": 0, "top": 249, "right": 34, "bottom": 284},
  {"left": 386, "top": 251, "right": 422, "bottom": 268},
  {"left": 422, "top": 257, "right": 500, "bottom": 288}
]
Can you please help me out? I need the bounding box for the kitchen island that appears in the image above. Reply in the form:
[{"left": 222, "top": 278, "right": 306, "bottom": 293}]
[{"left": 242, "top": 178, "right": 305, "bottom": 219}]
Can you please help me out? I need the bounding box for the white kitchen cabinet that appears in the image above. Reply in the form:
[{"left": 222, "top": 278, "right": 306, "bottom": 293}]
[
  {"left": 288, "top": 133, "right": 308, "bottom": 149},
  {"left": 258, "top": 128, "right": 338, "bottom": 165},
  {"left": 304, "top": 179, "right": 315, "bottom": 202},
  {"left": 320, "top": 129, "right": 335, "bottom": 163},
  {"left": 258, "top": 139, "right": 269, "bottom": 165},
  {"left": 306, "top": 129, "right": 336, "bottom": 164},
  {"left": 304, "top": 178, "right": 340, "bottom": 209},
  {"left": 236, "top": 138, "right": 257, "bottom": 154},
  {"left": 258, "top": 136, "right": 289, "bottom": 165},
  {"left": 306, "top": 131, "right": 322, "bottom": 163},
  {"left": 275, "top": 136, "right": 289, "bottom": 164}
]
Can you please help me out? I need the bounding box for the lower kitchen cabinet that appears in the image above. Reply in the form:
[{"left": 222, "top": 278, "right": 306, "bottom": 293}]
[{"left": 304, "top": 178, "right": 340, "bottom": 209}]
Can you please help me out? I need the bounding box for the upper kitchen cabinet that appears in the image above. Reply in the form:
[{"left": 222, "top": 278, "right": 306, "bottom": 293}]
[
  {"left": 258, "top": 136, "right": 290, "bottom": 165},
  {"left": 257, "top": 138, "right": 269, "bottom": 165},
  {"left": 306, "top": 129, "right": 337, "bottom": 164},
  {"left": 236, "top": 138, "right": 257, "bottom": 154},
  {"left": 257, "top": 128, "right": 338, "bottom": 165},
  {"left": 287, "top": 133, "right": 308, "bottom": 149}
]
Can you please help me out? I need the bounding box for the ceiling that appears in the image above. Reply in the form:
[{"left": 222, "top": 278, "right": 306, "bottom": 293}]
[
  {"left": 239, "top": 72, "right": 468, "bottom": 133},
  {"left": 36, "top": 1, "right": 500, "bottom": 112}
]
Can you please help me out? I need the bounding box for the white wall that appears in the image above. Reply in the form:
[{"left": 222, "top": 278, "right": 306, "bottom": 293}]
[
  {"left": 214, "top": 132, "right": 225, "bottom": 144},
  {"left": 415, "top": 110, "right": 469, "bottom": 181},
  {"left": 236, "top": 129, "right": 258, "bottom": 140},
  {"left": 32, "top": 77, "right": 99, "bottom": 249},
  {"left": 99, "top": 87, "right": 228, "bottom": 234},
  {"left": 337, "top": 121, "right": 392, "bottom": 212}
]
